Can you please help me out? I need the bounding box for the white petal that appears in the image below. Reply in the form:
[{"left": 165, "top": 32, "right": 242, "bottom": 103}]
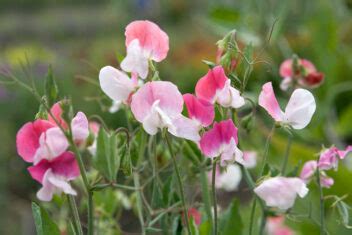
[
  {"left": 217, "top": 164, "right": 242, "bottom": 192},
  {"left": 168, "top": 115, "right": 201, "bottom": 142},
  {"left": 48, "top": 174, "right": 77, "bottom": 196},
  {"left": 121, "top": 39, "right": 149, "bottom": 79},
  {"left": 99, "top": 66, "right": 135, "bottom": 102},
  {"left": 284, "top": 89, "right": 316, "bottom": 129},
  {"left": 109, "top": 100, "right": 122, "bottom": 113},
  {"left": 142, "top": 100, "right": 173, "bottom": 135},
  {"left": 280, "top": 77, "right": 292, "bottom": 91},
  {"left": 229, "top": 86, "right": 245, "bottom": 108},
  {"left": 220, "top": 138, "right": 243, "bottom": 166}
]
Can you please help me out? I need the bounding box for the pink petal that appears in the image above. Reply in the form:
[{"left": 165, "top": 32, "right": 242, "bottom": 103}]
[
  {"left": 131, "top": 81, "right": 183, "bottom": 123},
  {"left": 48, "top": 102, "right": 68, "bottom": 129},
  {"left": 258, "top": 82, "right": 284, "bottom": 122},
  {"left": 337, "top": 145, "right": 352, "bottom": 159},
  {"left": 169, "top": 115, "right": 201, "bottom": 142},
  {"left": 187, "top": 208, "right": 202, "bottom": 226},
  {"left": 279, "top": 59, "right": 293, "bottom": 78},
  {"left": 183, "top": 94, "right": 214, "bottom": 127},
  {"left": 242, "top": 151, "right": 257, "bottom": 169},
  {"left": 16, "top": 120, "right": 54, "bottom": 162},
  {"left": 71, "top": 112, "right": 89, "bottom": 142},
  {"left": 28, "top": 151, "right": 79, "bottom": 184},
  {"left": 125, "top": 20, "right": 169, "bottom": 62},
  {"left": 195, "top": 66, "right": 228, "bottom": 103},
  {"left": 320, "top": 174, "right": 334, "bottom": 188},
  {"left": 318, "top": 148, "right": 339, "bottom": 170},
  {"left": 200, "top": 119, "right": 238, "bottom": 158},
  {"left": 300, "top": 59, "right": 317, "bottom": 74},
  {"left": 299, "top": 160, "right": 317, "bottom": 181}
]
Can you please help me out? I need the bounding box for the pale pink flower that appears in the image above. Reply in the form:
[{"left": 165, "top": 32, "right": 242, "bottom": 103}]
[
  {"left": 183, "top": 93, "right": 214, "bottom": 127},
  {"left": 200, "top": 119, "right": 243, "bottom": 166},
  {"left": 28, "top": 151, "right": 80, "bottom": 201},
  {"left": 242, "top": 151, "right": 257, "bottom": 169},
  {"left": 266, "top": 216, "right": 294, "bottom": 235},
  {"left": 279, "top": 58, "right": 324, "bottom": 90},
  {"left": 258, "top": 82, "right": 316, "bottom": 129},
  {"left": 195, "top": 66, "right": 245, "bottom": 109},
  {"left": 99, "top": 66, "right": 138, "bottom": 112},
  {"left": 254, "top": 176, "right": 308, "bottom": 210},
  {"left": 213, "top": 164, "right": 242, "bottom": 192},
  {"left": 318, "top": 145, "right": 352, "bottom": 170},
  {"left": 131, "top": 81, "right": 200, "bottom": 141},
  {"left": 121, "top": 20, "right": 169, "bottom": 79},
  {"left": 299, "top": 160, "right": 317, "bottom": 182}
]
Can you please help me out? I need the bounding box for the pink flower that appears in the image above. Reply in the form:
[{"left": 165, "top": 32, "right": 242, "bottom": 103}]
[
  {"left": 195, "top": 66, "right": 245, "bottom": 109},
  {"left": 242, "top": 151, "right": 257, "bottom": 169},
  {"left": 254, "top": 176, "right": 308, "bottom": 210},
  {"left": 299, "top": 160, "right": 317, "bottom": 182},
  {"left": 28, "top": 151, "right": 80, "bottom": 201},
  {"left": 266, "top": 216, "right": 294, "bottom": 235},
  {"left": 200, "top": 119, "right": 243, "bottom": 166},
  {"left": 99, "top": 66, "right": 138, "bottom": 112},
  {"left": 183, "top": 93, "right": 214, "bottom": 127},
  {"left": 258, "top": 82, "right": 316, "bottom": 129},
  {"left": 183, "top": 208, "right": 202, "bottom": 226},
  {"left": 49, "top": 102, "right": 68, "bottom": 129},
  {"left": 131, "top": 81, "right": 200, "bottom": 141},
  {"left": 121, "top": 20, "right": 169, "bottom": 79},
  {"left": 320, "top": 174, "right": 334, "bottom": 188},
  {"left": 317, "top": 145, "right": 352, "bottom": 170},
  {"left": 279, "top": 58, "right": 324, "bottom": 90}
]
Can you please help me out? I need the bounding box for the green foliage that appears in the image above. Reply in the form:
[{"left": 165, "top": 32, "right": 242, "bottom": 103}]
[
  {"left": 220, "top": 199, "right": 243, "bottom": 235},
  {"left": 31, "top": 202, "right": 60, "bottom": 235}
]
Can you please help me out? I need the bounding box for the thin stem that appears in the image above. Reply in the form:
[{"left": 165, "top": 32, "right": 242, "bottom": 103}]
[
  {"left": 199, "top": 165, "right": 213, "bottom": 229},
  {"left": 316, "top": 164, "right": 326, "bottom": 234},
  {"left": 248, "top": 199, "right": 256, "bottom": 235},
  {"left": 134, "top": 172, "right": 146, "bottom": 235},
  {"left": 281, "top": 134, "right": 293, "bottom": 175},
  {"left": 259, "top": 210, "right": 267, "bottom": 235},
  {"left": 67, "top": 195, "right": 83, "bottom": 235},
  {"left": 88, "top": 191, "right": 94, "bottom": 235},
  {"left": 212, "top": 160, "right": 218, "bottom": 235},
  {"left": 164, "top": 133, "right": 191, "bottom": 235},
  {"left": 259, "top": 123, "right": 276, "bottom": 176}
]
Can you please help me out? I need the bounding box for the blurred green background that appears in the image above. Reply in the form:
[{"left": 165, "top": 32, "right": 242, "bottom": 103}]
[{"left": 1, "top": 0, "right": 352, "bottom": 234}]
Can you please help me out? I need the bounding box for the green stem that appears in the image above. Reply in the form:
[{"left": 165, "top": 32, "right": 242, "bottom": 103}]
[
  {"left": 281, "top": 135, "right": 293, "bottom": 175},
  {"left": 88, "top": 191, "right": 94, "bottom": 235},
  {"left": 259, "top": 123, "right": 276, "bottom": 177},
  {"left": 164, "top": 133, "right": 191, "bottom": 235},
  {"left": 248, "top": 199, "right": 256, "bottom": 235},
  {"left": 316, "top": 165, "right": 326, "bottom": 234},
  {"left": 67, "top": 195, "right": 83, "bottom": 235},
  {"left": 199, "top": 165, "right": 213, "bottom": 229},
  {"left": 212, "top": 160, "right": 218, "bottom": 235},
  {"left": 134, "top": 172, "right": 146, "bottom": 235},
  {"left": 259, "top": 210, "right": 267, "bottom": 235}
]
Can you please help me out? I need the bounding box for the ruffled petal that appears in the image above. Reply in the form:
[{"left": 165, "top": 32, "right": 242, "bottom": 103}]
[
  {"left": 258, "top": 82, "right": 284, "bottom": 122},
  {"left": 120, "top": 40, "right": 149, "bottom": 79},
  {"left": 168, "top": 115, "right": 201, "bottom": 142},
  {"left": 299, "top": 160, "right": 317, "bottom": 181},
  {"left": 183, "top": 93, "right": 214, "bottom": 127},
  {"left": 48, "top": 102, "right": 68, "bottom": 129}
]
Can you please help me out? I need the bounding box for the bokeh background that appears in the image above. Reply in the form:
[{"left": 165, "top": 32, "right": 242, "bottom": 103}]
[{"left": 1, "top": 0, "right": 352, "bottom": 234}]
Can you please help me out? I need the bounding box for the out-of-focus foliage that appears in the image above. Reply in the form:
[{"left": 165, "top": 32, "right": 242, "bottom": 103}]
[{"left": 0, "top": 0, "right": 352, "bottom": 234}]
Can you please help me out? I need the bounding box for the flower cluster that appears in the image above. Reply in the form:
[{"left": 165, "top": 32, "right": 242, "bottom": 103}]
[{"left": 16, "top": 102, "right": 89, "bottom": 201}]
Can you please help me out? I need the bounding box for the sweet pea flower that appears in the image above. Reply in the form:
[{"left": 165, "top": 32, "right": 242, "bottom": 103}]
[
  {"left": 195, "top": 66, "right": 245, "bottom": 109},
  {"left": 131, "top": 81, "right": 200, "bottom": 141},
  {"left": 300, "top": 160, "right": 335, "bottom": 188},
  {"left": 183, "top": 208, "right": 202, "bottom": 226},
  {"left": 318, "top": 145, "right": 352, "bottom": 170},
  {"left": 200, "top": 119, "right": 243, "bottom": 166},
  {"left": 183, "top": 93, "right": 214, "bottom": 127},
  {"left": 266, "top": 216, "right": 294, "bottom": 235},
  {"left": 28, "top": 151, "right": 80, "bottom": 201},
  {"left": 258, "top": 82, "right": 316, "bottom": 129},
  {"left": 210, "top": 164, "right": 242, "bottom": 192},
  {"left": 254, "top": 176, "right": 308, "bottom": 210},
  {"left": 242, "top": 151, "right": 257, "bottom": 169},
  {"left": 99, "top": 66, "right": 138, "bottom": 112},
  {"left": 121, "top": 20, "right": 169, "bottom": 79},
  {"left": 279, "top": 58, "right": 324, "bottom": 90}
]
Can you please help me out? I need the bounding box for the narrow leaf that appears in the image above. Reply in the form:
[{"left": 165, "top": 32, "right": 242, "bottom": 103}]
[{"left": 32, "top": 202, "right": 60, "bottom": 235}]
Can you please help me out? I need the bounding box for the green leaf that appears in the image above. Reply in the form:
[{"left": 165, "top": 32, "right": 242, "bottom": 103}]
[
  {"left": 220, "top": 199, "right": 243, "bottom": 235},
  {"left": 199, "top": 220, "right": 211, "bottom": 235},
  {"left": 202, "top": 60, "right": 216, "bottom": 68},
  {"left": 190, "top": 216, "right": 199, "bottom": 235},
  {"left": 337, "top": 200, "right": 352, "bottom": 229},
  {"left": 35, "top": 102, "right": 48, "bottom": 120},
  {"left": 67, "top": 221, "right": 77, "bottom": 235},
  {"left": 93, "top": 128, "right": 121, "bottom": 181},
  {"left": 45, "top": 65, "right": 59, "bottom": 107},
  {"left": 31, "top": 202, "right": 60, "bottom": 235}
]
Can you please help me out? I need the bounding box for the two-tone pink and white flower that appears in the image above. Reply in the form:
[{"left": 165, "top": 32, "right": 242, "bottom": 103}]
[
  {"left": 195, "top": 66, "right": 245, "bottom": 109},
  {"left": 121, "top": 20, "right": 169, "bottom": 79},
  {"left": 99, "top": 66, "right": 139, "bottom": 112},
  {"left": 183, "top": 93, "right": 214, "bottom": 128},
  {"left": 200, "top": 119, "right": 243, "bottom": 166},
  {"left": 258, "top": 82, "right": 316, "bottom": 129},
  {"left": 131, "top": 81, "right": 200, "bottom": 142},
  {"left": 266, "top": 216, "right": 294, "bottom": 235},
  {"left": 254, "top": 176, "right": 308, "bottom": 210},
  {"left": 279, "top": 58, "right": 324, "bottom": 90}
]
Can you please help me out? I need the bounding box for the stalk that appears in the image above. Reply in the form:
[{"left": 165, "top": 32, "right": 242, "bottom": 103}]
[
  {"left": 67, "top": 195, "right": 83, "bottom": 235},
  {"left": 211, "top": 160, "right": 218, "bottom": 235},
  {"left": 281, "top": 134, "right": 293, "bottom": 175}
]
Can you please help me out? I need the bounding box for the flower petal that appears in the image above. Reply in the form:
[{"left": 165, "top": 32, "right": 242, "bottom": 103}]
[
  {"left": 169, "top": 115, "right": 201, "bottom": 142},
  {"left": 125, "top": 20, "right": 169, "bottom": 62},
  {"left": 48, "top": 102, "right": 68, "bottom": 129},
  {"left": 258, "top": 82, "right": 284, "bottom": 122},
  {"left": 284, "top": 88, "right": 316, "bottom": 129},
  {"left": 16, "top": 120, "right": 54, "bottom": 162},
  {"left": 300, "top": 160, "right": 317, "bottom": 181},
  {"left": 183, "top": 93, "right": 214, "bottom": 127},
  {"left": 120, "top": 40, "right": 149, "bottom": 79},
  {"left": 99, "top": 66, "right": 136, "bottom": 102},
  {"left": 71, "top": 112, "right": 89, "bottom": 142},
  {"left": 216, "top": 164, "right": 242, "bottom": 192}
]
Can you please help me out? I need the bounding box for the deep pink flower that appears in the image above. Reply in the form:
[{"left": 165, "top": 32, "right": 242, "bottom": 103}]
[
  {"left": 185, "top": 208, "right": 202, "bottom": 226},
  {"left": 258, "top": 82, "right": 316, "bottom": 129},
  {"left": 121, "top": 20, "right": 169, "bottom": 79},
  {"left": 99, "top": 66, "right": 138, "bottom": 112},
  {"left": 279, "top": 58, "right": 324, "bottom": 90},
  {"left": 131, "top": 81, "right": 200, "bottom": 141},
  {"left": 200, "top": 119, "right": 243, "bottom": 166},
  {"left": 254, "top": 176, "right": 308, "bottom": 210},
  {"left": 48, "top": 102, "right": 68, "bottom": 129},
  {"left": 266, "top": 216, "right": 294, "bottom": 235},
  {"left": 183, "top": 93, "right": 214, "bottom": 127},
  {"left": 195, "top": 66, "right": 244, "bottom": 108},
  {"left": 28, "top": 151, "right": 80, "bottom": 201}
]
